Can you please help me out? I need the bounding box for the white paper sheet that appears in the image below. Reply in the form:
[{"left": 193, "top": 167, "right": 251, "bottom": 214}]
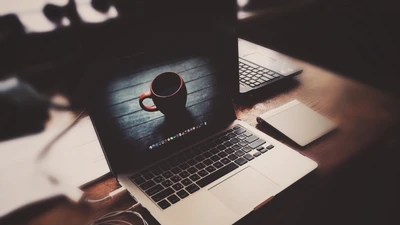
[{"left": 0, "top": 115, "right": 109, "bottom": 217}]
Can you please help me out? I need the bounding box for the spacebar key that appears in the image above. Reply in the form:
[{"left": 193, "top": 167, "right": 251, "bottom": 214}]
[{"left": 196, "top": 163, "right": 238, "bottom": 188}]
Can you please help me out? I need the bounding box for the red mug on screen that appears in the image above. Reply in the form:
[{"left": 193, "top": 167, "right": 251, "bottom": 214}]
[{"left": 139, "top": 72, "right": 187, "bottom": 115}]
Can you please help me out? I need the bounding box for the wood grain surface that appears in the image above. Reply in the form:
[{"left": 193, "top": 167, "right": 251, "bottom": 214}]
[{"left": 2, "top": 55, "right": 399, "bottom": 225}]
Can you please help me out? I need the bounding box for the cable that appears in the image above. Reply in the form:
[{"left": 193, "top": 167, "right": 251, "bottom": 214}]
[
  {"left": 85, "top": 186, "right": 127, "bottom": 203},
  {"left": 87, "top": 203, "right": 148, "bottom": 225}
]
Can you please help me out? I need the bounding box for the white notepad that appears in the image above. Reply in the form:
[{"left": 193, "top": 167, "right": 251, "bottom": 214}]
[{"left": 257, "top": 100, "right": 336, "bottom": 146}]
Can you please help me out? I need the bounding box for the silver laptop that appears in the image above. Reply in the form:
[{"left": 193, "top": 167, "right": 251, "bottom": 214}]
[
  {"left": 239, "top": 38, "right": 303, "bottom": 94},
  {"left": 85, "top": 1, "right": 317, "bottom": 224},
  {"left": 88, "top": 55, "right": 317, "bottom": 225}
]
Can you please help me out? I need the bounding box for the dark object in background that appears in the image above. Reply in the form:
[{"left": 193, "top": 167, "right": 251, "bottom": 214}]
[
  {"left": 0, "top": 77, "right": 49, "bottom": 140},
  {"left": 91, "top": 0, "right": 112, "bottom": 13},
  {"left": 43, "top": 4, "right": 65, "bottom": 24}
]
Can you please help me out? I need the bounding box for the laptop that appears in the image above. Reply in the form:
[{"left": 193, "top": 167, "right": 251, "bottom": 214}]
[
  {"left": 83, "top": 1, "right": 317, "bottom": 225},
  {"left": 238, "top": 38, "right": 303, "bottom": 94}
]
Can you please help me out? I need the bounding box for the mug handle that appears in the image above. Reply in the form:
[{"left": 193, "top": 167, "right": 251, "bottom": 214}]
[{"left": 139, "top": 92, "right": 158, "bottom": 112}]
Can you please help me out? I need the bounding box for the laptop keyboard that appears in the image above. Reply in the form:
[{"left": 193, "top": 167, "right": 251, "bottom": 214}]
[
  {"left": 129, "top": 125, "right": 275, "bottom": 210},
  {"left": 239, "top": 58, "right": 282, "bottom": 88}
]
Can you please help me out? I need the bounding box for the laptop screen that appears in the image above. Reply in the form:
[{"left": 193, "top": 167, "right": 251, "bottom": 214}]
[{"left": 83, "top": 0, "right": 238, "bottom": 174}]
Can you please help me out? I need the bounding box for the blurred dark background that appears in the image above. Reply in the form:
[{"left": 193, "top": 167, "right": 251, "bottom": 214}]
[{"left": 238, "top": 0, "right": 400, "bottom": 97}]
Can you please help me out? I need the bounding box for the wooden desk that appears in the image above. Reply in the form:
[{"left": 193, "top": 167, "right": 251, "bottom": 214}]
[{"left": 3, "top": 57, "right": 399, "bottom": 225}]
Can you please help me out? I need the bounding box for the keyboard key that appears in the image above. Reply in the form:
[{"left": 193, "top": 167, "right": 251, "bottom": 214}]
[
  {"left": 177, "top": 190, "right": 189, "bottom": 199},
  {"left": 202, "top": 152, "right": 212, "bottom": 158},
  {"left": 143, "top": 173, "right": 154, "bottom": 180},
  {"left": 140, "top": 180, "right": 156, "bottom": 190},
  {"left": 146, "top": 184, "right": 164, "bottom": 196},
  {"left": 162, "top": 180, "right": 173, "bottom": 187},
  {"left": 261, "top": 77, "right": 270, "bottom": 82},
  {"left": 267, "top": 145, "right": 274, "bottom": 150},
  {"left": 221, "top": 158, "right": 231, "bottom": 164},
  {"left": 189, "top": 174, "right": 201, "bottom": 182},
  {"left": 227, "top": 133, "right": 236, "bottom": 138},
  {"left": 235, "top": 150, "right": 245, "bottom": 157},
  {"left": 172, "top": 183, "right": 184, "bottom": 191},
  {"left": 259, "top": 148, "right": 268, "bottom": 153},
  {"left": 217, "top": 145, "right": 226, "bottom": 151},
  {"left": 234, "top": 158, "right": 247, "bottom": 166},
  {"left": 210, "top": 148, "right": 219, "bottom": 154},
  {"left": 249, "top": 139, "right": 266, "bottom": 149},
  {"left": 171, "top": 167, "right": 182, "bottom": 174},
  {"left": 266, "top": 74, "right": 275, "bottom": 79},
  {"left": 244, "top": 154, "right": 255, "bottom": 161},
  {"left": 188, "top": 167, "right": 198, "bottom": 174},
  {"left": 203, "top": 159, "right": 213, "bottom": 165},
  {"left": 232, "top": 145, "right": 241, "bottom": 151},
  {"left": 187, "top": 159, "right": 197, "bottom": 166},
  {"left": 213, "top": 161, "right": 224, "bottom": 169},
  {"left": 152, "top": 188, "right": 174, "bottom": 202},
  {"left": 179, "top": 163, "right": 190, "bottom": 170},
  {"left": 218, "top": 151, "right": 228, "bottom": 158},
  {"left": 228, "top": 154, "right": 238, "bottom": 160},
  {"left": 224, "top": 141, "right": 233, "bottom": 147},
  {"left": 154, "top": 176, "right": 165, "bottom": 183},
  {"left": 182, "top": 178, "right": 192, "bottom": 186},
  {"left": 167, "top": 194, "right": 180, "bottom": 204},
  {"left": 186, "top": 184, "right": 200, "bottom": 194},
  {"left": 133, "top": 177, "right": 146, "bottom": 185},
  {"left": 230, "top": 138, "right": 239, "bottom": 144},
  {"left": 195, "top": 163, "right": 206, "bottom": 170},
  {"left": 246, "top": 135, "right": 259, "bottom": 143},
  {"left": 253, "top": 152, "right": 262, "bottom": 157},
  {"left": 232, "top": 126, "right": 241, "bottom": 130},
  {"left": 242, "top": 146, "right": 252, "bottom": 153},
  {"left": 196, "top": 163, "right": 239, "bottom": 188},
  {"left": 237, "top": 135, "right": 246, "bottom": 140},
  {"left": 171, "top": 175, "right": 181, "bottom": 183},
  {"left": 225, "top": 148, "right": 234, "bottom": 154},
  {"left": 198, "top": 170, "right": 209, "bottom": 177},
  {"left": 257, "top": 146, "right": 264, "bottom": 151},
  {"left": 179, "top": 171, "right": 190, "bottom": 178},
  {"left": 210, "top": 155, "right": 221, "bottom": 162},
  {"left": 152, "top": 168, "right": 163, "bottom": 176},
  {"left": 234, "top": 127, "right": 247, "bottom": 134},
  {"left": 195, "top": 155, "right": 205, "bottom": 162},
  {"left": 238, "top": 141, "right": 248, "bottom": 147},
  {"left": 205, "top": 166, "right": 216, "bottom": 173},
  {"left": 158, "top": 200, "right": 171, "bottom": 209},
  {"left": 162, "top": 171, "right": 173, "bottom": 179},
  {"left": 243, "top": 131, "right": 253, "bottom": 137}
]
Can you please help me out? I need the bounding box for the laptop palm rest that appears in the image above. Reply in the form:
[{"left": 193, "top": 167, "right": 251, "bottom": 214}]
[{"left": 209, "top": 167, "right": 280, "bottom": 215}]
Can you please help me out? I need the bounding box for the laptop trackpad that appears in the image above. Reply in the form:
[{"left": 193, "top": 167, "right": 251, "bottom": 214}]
[{"left": 209, "top": 167, "right": 280, "bottom": 215}]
